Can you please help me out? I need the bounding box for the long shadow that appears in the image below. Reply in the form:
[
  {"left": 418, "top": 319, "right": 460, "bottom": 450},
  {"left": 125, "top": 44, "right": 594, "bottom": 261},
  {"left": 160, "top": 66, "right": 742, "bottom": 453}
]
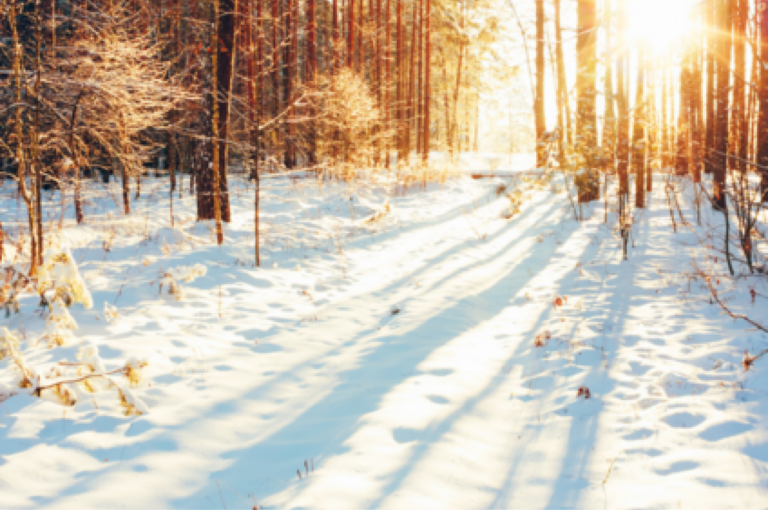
[
  {"left": 16, "top": 196, "right": 568, "bottom": 508},
  {"left": 524, "top": 202, "right": 652, "bottom": 509},
  {"left": 539, "top": 265, "right": 639, "bottom": 508},
  {"left": 363, "top": 213, "right": 603, "bottom": 509},
  {"left": 165, "top": 202, "right": 581, "bottom": 507},
  {"left": 2, "top": 181, "right": 568, "bottom": 507}
]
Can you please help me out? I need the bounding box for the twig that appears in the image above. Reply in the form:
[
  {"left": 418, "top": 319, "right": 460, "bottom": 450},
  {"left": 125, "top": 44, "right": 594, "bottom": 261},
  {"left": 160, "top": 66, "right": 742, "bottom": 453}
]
[
  {"left": 602, "top": 450, "right": 625, "bottom": 485},
  {"left": 708, "top": 148, "right": 768, "bottom": 172},
  {"left": 694, "top": 266, "right": 767, "bottom": 334},
  {"left": 215, "top": 479, "right": 227, "bottom": 510},
  {"left": 461, "top": 208, "right": 486, "bottom": 241},
  {"left": 36, "top": 367, "right": 125, "bottom": 392}
]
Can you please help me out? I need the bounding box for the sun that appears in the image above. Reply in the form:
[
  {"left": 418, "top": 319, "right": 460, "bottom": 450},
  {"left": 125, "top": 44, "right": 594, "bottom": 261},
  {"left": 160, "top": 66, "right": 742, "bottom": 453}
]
[{"left": 627, "top": 0, "right": 696, "bottom": 53}]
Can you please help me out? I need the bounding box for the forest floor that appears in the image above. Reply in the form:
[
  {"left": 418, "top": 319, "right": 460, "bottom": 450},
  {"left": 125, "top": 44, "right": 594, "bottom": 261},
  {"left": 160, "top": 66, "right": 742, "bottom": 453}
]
[{"left": 1, "top": 162, "right": 767, "bottom": 509}]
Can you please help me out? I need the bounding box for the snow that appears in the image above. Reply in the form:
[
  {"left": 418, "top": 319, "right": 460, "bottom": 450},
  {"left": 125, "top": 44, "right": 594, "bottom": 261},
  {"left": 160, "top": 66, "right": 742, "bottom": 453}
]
[
  {"left": 0, "top": 168, "right": 767, "bottom": 508},
  {"left": 431, "top": 151, "right": 538, "bottom": 176}
]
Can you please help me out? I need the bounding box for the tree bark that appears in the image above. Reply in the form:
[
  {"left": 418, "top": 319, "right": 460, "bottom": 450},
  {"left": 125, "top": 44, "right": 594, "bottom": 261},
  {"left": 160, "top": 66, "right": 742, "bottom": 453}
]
[
  {"left": 348, "top": 0, "right": 355, "bottom": 67},
  {"left": 422, "top": 0, "right": 430, "bottom": 162},
  {"left": 576, "top": 0, "right": 596, "bottom": 135},
  {"left": 732, "top": 0, "right": 747, "bottom": 173},
  {"left": 217, "top": 0, "right": 235, "bottom": 220},
  {"left": 758, "top": 0, "right": 768, "bottom": 201},
  {"left": 199, "top": 0, "right": 234, "bottom": 222},
  {"left": 705, "top": 2, "right": 716, "bottom": 173},
  {"left": 416, "top": 0, "right": 423, "bottom": 157},
  {"left": 246, "top": 0, "right": 262, "bottom": 264},
  {"left": 407, "top": 1, "right": 416, "bottom": 159},
  {"left": 554, "top": 0, "right": 571, "bottom": 146},
  {"left": 633, "top": 45, "right": 646, "bottom": 208},
  {"left": 308, "top": 0, "right": 318, "bottom": 166},
  {"left": 616, "top": 0, "right": 629, "bottom": 199},
  {"left": 647, "top": 62, "right": 655, "bottom": 192},
  {"left": 396, "top": 0, "right": 404, "bottom": 162},
  {"left": 212, "top": 0, "right": 224, "bottom": 244},
  {"left": 534, "top": 0, "right": 546, "bottom": 166},
  {"left": 384, "top": 0, "right": 391, "bottom": 167},
  {"left": 713, "top": 0, "right": 731, "bottom": 211},
  {"left": 451, "top": 2, "right": 465, "bottom": 162},
  {"left": 676, "top": 53, "right": 691, "bottom": 177},
  {"left": 691, "top": 6, "right": 704, "bottom": 184},
  {"left": 283, "top": 0, "right": 296, "bottom": 168},
  {"left": 602, "top": 0, "right": 615, "bottom": 150},
  {"left": 272, "top": 0, "right": 282, "bottom": 155}
]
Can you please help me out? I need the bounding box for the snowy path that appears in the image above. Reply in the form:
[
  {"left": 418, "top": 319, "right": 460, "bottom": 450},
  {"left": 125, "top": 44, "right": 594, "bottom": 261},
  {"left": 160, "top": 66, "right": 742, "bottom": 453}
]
[{"left": 1, "top": 175, "right": 767, "bottom": 509}]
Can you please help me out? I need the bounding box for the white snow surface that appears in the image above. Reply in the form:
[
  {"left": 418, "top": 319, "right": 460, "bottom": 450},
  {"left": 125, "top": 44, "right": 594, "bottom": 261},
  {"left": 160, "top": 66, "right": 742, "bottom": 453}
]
[
  {"left": 433, "top": 151, "right": 538, "bottom": 176},
  {"left": 0, "top": 169, "right": 767, "bottom": 509}
]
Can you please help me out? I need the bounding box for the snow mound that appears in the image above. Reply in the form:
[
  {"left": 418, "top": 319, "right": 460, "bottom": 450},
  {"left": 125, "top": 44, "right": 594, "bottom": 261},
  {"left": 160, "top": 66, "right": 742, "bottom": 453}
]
[{"left": 656, "top": 371, "right": 708, "bottom": 398}]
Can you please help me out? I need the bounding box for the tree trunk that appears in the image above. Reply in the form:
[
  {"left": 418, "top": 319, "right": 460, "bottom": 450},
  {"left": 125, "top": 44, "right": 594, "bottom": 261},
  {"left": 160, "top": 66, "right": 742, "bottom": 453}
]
[
  {"left": 732, "top": 0, "right": 746, "bottom": 173},
  {"left": 375, "top": 0, "right": 382, "bottom": 165},
  {"left": 647, "top": 62, "right": 655, "bottom": 192},
  {"left": 713, "top": 0, "right": 731, "bottom": 211},
  {"left": 452, "top": 2, "right": 465, "bottom": 162},
  {"left": 257, "top": 0, "right": 264, "bottom": 117},
  {"left": 634, "top": 44, "right": 646, "bottom": 208},
  {"left": 676, "top": 53, "right": 691, "bottom": 176},
  {"left": 272, "top": 0, "right": 282, "bottom": 156},
  {"left": 407, "top": 1, "right": 416, "bottom": 160},
  {"left": 534, "top": 0, "right": 546, "bottom": 166},
  {"left": 396, "top": 0, "right": 403, "bottom": 163},
  {"left": 554, "top": 0, "right": 571, "bottom": 146},
  {"left": 758, "top": 0, "right": 768, "bottom": 201},
  {"left": 217, "top": 0, "right": 235, "bottom": 220},
  {"left": 705, "top": 2, "right": 716, "bottom": 173},
  {"left": 602, "top": 0, "right": 615, "bottom": 150},
  {"left": 384, "top": 0, "right": 391, "bottom": 168},
  {"left": 348, "top": 0, "right": 355, "bottom": 67},
  {"left": 212, "top": 0, "right": 224, "bottom": 244},
  {"left": 616, "top": 0, "right": 629, "bottom": 199},
  {"left": 422, "top": 0, "right": 430, "bottom": 163},
  {"left": 416, "top": 0, "right": 423, "bottom": 157},
  {"left": 576, "top": 0, "right": 596, "bottom": 135},
  {"left": 473, "top": 89, "right": 479, "bottom": 152},
  {"left": 122, "top": 165, "right": 131, "bottom": 214},
  {"left": 32, "top": 5, "right": 44, "bottom": 266},
  {"left": 199, "top": 0, "right": 235, "bottom": 222},
  {"left": 356, "top": 0, "right": 363, "bottom": 73},
  {"left": 308, "top": 0, "right": 318, "bottom": 166},
  {"left": 691, "top": 7, "right": 704, "bottom": 184},
  {"left": 246, "top": 0, "right": 262, "bottom": 264},
  {"left": 283, "top": 0, "right": 295, "bottom": 168}
]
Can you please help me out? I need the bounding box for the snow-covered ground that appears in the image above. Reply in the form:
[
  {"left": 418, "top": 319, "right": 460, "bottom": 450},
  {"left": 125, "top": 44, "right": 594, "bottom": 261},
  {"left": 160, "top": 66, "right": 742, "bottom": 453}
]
[
  {"left": 1, "top": 167, "right": 767, "bottom": 509},
  {"left": 432, "top": 151, "right": 537, "bottom": 176}
]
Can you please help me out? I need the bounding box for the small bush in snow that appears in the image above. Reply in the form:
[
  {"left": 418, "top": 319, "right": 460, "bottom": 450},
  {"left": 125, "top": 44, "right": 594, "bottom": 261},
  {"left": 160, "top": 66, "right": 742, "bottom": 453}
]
[
  {"left": 170, "top": 263, "right": 207, "bottom": 283},
  {"left": 37, "top": 247, "right": 93, "bottom": 310},
  {"left": 104, "top": 302, "right": 119, "bottom": 324},
  {"left": 31, "top": 248, "right": 93, "bottom": 348},
  {"left": 0, "top": 327, "right": 21, "bottom": 359},
  {"left": 2, "top": 336, "right": 151, "bottom": 414},
  {"left": 1, "top": 267, "right": 30, "bottom": 317},
  {"left": 534, "top": 331, "right": 551, "bottom": 348},
  {"left": 75, "top": 342, "right": 110, "bottom": 393},
  {"left": 117, "top": 384, "right": 150, "bottom": 416},
  {"left": 159, "top": 263, "right": 207, "bottom": 301},
  {"left": 38, "top": 293, "right": 80, "bottom": 348},
  {"left": 124, "top": 356, "right": 149, "bottom": 386}
]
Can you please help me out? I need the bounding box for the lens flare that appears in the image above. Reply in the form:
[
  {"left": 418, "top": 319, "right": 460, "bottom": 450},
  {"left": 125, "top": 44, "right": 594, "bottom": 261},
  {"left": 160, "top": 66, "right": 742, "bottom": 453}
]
[{"left": 627, "top": 0, "right": 695, "bottom": 52}]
